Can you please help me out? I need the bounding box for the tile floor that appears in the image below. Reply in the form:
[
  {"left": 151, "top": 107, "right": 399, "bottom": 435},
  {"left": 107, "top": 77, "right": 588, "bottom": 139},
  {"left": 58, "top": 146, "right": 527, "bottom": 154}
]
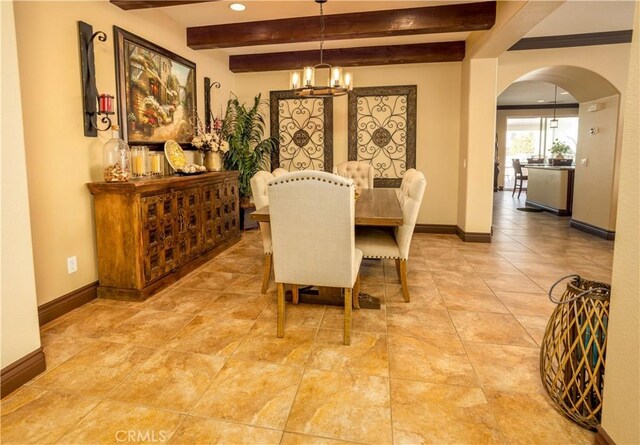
[{"left": 2, "top": 192, "right": 613, "bottom": 444}]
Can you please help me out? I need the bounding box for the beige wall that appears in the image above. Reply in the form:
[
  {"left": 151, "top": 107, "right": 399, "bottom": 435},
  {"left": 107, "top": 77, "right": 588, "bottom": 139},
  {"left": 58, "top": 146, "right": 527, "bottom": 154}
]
[
  {"left": 573, "top": 95, "right": 620, "bottom": 231},
  {"left": 601, "top": 5, "right": 640, "bottom": 443},
  {"left": 235, "top": 62, "right": 463, "bottom": 226},
  {"left": 1, "top": 0, "right": 42, "bottom": 368},
  {"left": 13, "top": 1, "right": 233, "bottom": 305}
]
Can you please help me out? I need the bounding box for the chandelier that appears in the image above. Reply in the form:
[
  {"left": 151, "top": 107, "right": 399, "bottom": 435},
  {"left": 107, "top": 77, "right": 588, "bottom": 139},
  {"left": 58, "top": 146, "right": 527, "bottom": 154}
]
[
  {"left": 290, "top": 0, "right": 353, "bottom": 97},
  {"left": 549, "top": 84, "right": 559, "bottom": 129}
]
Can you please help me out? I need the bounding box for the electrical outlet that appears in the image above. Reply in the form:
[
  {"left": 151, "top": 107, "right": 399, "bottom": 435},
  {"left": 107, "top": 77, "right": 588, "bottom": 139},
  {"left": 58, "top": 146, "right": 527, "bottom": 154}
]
[
  {"left": 580, "top": 159, "right": 588, "bottom": 167},
  {"left": 67, "top": 256, "right": 78, "bottom": 274}
]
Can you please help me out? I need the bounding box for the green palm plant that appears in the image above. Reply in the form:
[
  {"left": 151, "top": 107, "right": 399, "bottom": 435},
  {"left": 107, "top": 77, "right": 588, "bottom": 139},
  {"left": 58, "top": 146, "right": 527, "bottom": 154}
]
[{"left": 222, "top": 94, "right": 277, "bottom": 206}]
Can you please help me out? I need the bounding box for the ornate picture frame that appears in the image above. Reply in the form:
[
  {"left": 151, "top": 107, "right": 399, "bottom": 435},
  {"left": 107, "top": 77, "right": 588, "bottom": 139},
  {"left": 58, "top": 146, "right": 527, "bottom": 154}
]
[
  {"left": 269, "top": 91, "right": 333, "bottom": 172},
  {"left": 114, "top": 26, "right": 196, "bottom": 147},
  {"left": 348, "top": 85, "right": 417, "bottom": 187}
]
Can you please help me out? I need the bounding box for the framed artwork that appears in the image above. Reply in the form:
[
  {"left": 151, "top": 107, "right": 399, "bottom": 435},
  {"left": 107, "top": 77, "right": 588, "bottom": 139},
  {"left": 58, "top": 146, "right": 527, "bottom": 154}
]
[
  {"left": 114, "top": 26, "right": 196, "bottom": 147},
  {"left": 348, "top": 85, "right": 417, "bottom": 187},
  {"left": 269, "top": 91, "right": 333, "bottom": 172}
]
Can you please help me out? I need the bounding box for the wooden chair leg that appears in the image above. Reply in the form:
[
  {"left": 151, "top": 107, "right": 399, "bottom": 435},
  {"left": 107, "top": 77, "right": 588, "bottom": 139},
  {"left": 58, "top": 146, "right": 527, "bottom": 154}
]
[
  {"left": 292, "top": 284, "right": 299, "bottom": 305},
  {"left": 277, "top": 283, "right": 285, "bottom": 338},
  {"left": 261, "top": 253, "right": 272, "bottom": 294},
  {"left": 352, "top": 274, "right": 361, "bottom": 310},
  {"left": 517, "top": 178, "right": 523, "bottom": 198},
  {"left": 343, "top": 288, "right": 352, "bottom": 345},
  {"left": 395, "top": 258, "right": 402, "bottom": 281},
  {"left": 399, "top": 259, "right": 410, "bottom": 303},
  {"left": 512, "top": 178, "right": 517, "bottom": 197}
]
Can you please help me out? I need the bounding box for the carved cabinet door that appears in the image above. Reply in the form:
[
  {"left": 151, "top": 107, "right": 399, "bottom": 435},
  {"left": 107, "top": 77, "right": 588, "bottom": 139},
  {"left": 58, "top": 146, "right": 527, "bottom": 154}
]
[
  {"left": 175, "top": 186, "right": 202, "bottom": 264},
  {"left": 141, "top": 192, "right": 176, "bottom": 284}
]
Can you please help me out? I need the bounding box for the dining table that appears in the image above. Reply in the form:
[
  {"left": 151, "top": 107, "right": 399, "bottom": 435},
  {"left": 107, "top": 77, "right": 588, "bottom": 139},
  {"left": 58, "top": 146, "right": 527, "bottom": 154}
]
[{"left": 250, "top": 187, "right": 404, "bottom": 309}]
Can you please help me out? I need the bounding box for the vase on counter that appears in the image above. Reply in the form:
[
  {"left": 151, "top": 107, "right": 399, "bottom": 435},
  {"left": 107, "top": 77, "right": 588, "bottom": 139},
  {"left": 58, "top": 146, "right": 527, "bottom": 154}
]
[{"left": 203, "top": 151, "right": 222, "bottom": 172}]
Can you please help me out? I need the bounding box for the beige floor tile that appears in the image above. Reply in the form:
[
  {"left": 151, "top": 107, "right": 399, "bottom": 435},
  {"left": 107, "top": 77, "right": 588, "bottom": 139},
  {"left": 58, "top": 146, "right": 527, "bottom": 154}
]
[
  {"left": 465, "top": 342, "right": 545, "bottom": 394},
  {"left": 0, "top": 387, "right": 99, "bottom": 444},
  {"left": 41, "top": 304, "right": 140, "bottom": 339},
  {"left": 58, "top": 399, "right": 184, "bottom": 444},
  {"left": 101, "top": 310, "right": 195, "bottom": 347},
  {"left": 34, "top": 340, "right": 155, "bottom": 398},
  {"left": 143, "top": 288, "right": 220, "bottom": 314},
  {"left": 280, "top": 432, "right": 357, "bottom": 445},
  {"left": 432, "top": 270, "right": 492, "bottom": 292},
  {"left": 320, "top": 305, "right": 386, "bottom": 334},
  {"left": 230, "top": 321, "right": 316, "bottom": 368},
  {"left": 388, "top": 334, "right": 478, "bottom": 387},
  {"left": 285, "top": 369, "right": 392, "bottom": 444},
  {"left": 192, "top": 359, "right": 302, "bottom": 429},
  {"left": 202, "top": 257, "right": 262, "bottom": 275},
  {"left": 307, "top": 329, "right": 389, "bottom": 377},
  {"left": 511, "top": 261, "right": 575, "bottom": 277},
  {"left": 259, "top": 302, "right": 326, "bottom": 328},
  {"left": 109, "top": 349, "right": 226, "bottom": 413},
  {"left": 179, "top": 270, "right": 244, "bottom": 291},
  {"left": 494, "top": 291, "right": 556, "bottom": 317},
  {"left": 387, "top": 305, "right": 457, "bottom": 340},
  {"left": 39, "top": 332, "right": 96, "bottom": 369},
  {"left": 449, "top": 310, "right": 537, "bottom": 347},
  {"left": 497, "top": 251, "right": 549, "bottom": 263},
  {"left": 225, "top": 273, "right": 277, "bottom": 294},
  {"left": 487, "top": 392, "right": 594, "bottom": 445},
  {"left": 169, "top": 416, "right": 283, "bottom": 444},
  {"left": 514, "top": 314, "right": 549, "bottom": 347},
  {"left": 480, "top": 272, "right": 545, "bottom": 293},
  {"left": 391, "top": 379, "right": 503, "bottom": 444},
  {"left": 385, "top": 283, "right": 443, "bottom": 307},
  {"left": 199, "top": 291, "right": 271, "bottom": 321},
  {"left": 440, "top": 288, "right": 509, "bottom": 313},
  {"left": 164, "top": 316, "right": 253, "bottom": 357},
  {"left": 359, "top": 260, "right": 386, "bottom": 284}
]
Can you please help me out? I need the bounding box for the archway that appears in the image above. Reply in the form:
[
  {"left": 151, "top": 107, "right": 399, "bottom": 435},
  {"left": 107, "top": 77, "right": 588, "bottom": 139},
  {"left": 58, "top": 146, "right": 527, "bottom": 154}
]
[{"left": 495, "top": 65, "right": 621, "bottom": 239}]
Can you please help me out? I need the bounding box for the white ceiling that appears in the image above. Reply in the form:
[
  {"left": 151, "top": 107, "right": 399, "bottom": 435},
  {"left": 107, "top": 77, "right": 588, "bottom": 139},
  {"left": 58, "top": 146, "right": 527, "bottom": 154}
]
[{"left": 141, "top": 0, "right": 635, "bottom": 104}]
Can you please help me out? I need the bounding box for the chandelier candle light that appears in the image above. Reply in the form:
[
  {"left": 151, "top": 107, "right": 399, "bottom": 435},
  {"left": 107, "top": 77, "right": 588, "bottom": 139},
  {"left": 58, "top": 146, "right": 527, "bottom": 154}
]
[
  {"left": 550, "top": 85, "right": 559, "bottom": 129},
  {"left": 290, "top": 0, "right": 353, "bottom": 97}
]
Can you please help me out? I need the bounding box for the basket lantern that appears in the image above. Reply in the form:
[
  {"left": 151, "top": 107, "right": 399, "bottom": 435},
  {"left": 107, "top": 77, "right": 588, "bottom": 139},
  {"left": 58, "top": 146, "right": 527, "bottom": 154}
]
[{"left": 540, "top": 274, "right": 610, "bottom": 430}]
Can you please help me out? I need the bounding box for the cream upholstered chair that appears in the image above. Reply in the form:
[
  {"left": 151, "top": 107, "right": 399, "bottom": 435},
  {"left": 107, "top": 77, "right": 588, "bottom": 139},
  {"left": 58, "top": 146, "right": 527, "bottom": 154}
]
[
  {"left": 268, "top": 171, "right": 363, "bottom": 345},
  {"left": 355, "top": 169, "right": 426, "bottom": 302},
  {"left": 250, "top": 171, "right": 275, "bottom": 294},
  {"left": 333, "top": 161, "right": 374, "bottom": 189},
  {"left": 272, "top": 168, "right": 288, "bottom": 177}
]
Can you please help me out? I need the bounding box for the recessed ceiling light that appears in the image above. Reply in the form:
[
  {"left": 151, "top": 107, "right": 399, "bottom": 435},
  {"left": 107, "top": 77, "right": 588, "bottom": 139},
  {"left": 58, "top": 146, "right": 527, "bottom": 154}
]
[
  {"left": 229, "top": 3, "right": 246, "bottom": 11},
  {"left": 560, "top": 91, "right": 569, "bottom": 95},
  {"left": 537, "top": 99, "right": 545, "bottom": 103}
]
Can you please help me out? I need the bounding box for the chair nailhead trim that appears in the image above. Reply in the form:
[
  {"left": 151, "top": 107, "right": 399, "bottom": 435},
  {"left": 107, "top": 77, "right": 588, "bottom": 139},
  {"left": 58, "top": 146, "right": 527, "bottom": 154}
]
[{"left": 269, "top": 176, "right": 353, "bottom": 187}]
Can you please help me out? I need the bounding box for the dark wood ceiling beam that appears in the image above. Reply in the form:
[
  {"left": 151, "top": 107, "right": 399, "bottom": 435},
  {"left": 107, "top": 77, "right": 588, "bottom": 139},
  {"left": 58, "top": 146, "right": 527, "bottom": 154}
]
[
  {"left": 110, "top": 0, "right": 217, "bottom": 11},
  {"left": 188, "top": 2, "right": 495, "bottom": 50},
  {"left": 229, "top": 41, "right": 465, "bottom": 73}
]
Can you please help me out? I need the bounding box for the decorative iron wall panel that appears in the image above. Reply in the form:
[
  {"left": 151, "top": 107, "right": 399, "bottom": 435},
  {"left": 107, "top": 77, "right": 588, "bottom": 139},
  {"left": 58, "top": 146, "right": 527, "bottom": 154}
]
[
  {"left": 348, "top": 86, "right": 417, "bottom": 187},
  {"left": 270, "top": 91, "right": 333, "bottom": 172}
]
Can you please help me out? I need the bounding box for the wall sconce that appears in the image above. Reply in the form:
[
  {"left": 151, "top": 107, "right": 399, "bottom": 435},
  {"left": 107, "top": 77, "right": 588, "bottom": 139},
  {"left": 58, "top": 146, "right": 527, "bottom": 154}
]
[
  {"left": 204, "top": 77, "right": 221, "bottom": 131},
  {"left": 79, "top": 21, "right": 114, "bottom": 137}
]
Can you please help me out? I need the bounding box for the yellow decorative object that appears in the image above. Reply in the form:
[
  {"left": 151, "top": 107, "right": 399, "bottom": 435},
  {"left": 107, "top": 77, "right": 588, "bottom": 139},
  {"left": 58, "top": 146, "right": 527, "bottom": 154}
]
[{"left": 164, "top": 140, "right": 186, "bottom": 171}]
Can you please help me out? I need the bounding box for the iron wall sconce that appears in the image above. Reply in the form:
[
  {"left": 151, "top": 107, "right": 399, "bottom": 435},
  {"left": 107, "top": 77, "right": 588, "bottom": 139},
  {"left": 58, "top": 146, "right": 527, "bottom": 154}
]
[
  {"left": 204, "top": 77, "right": 221, "bottom": 131},
  {"left": 79, "top": 21, "right": 114, "bottom": 137}
]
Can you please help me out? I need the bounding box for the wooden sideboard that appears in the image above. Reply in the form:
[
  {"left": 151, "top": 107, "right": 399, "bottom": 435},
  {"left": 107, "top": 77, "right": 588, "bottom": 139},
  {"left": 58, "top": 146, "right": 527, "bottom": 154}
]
[{"left": 87, "top": 172, "right": 240, "bottom": 301}]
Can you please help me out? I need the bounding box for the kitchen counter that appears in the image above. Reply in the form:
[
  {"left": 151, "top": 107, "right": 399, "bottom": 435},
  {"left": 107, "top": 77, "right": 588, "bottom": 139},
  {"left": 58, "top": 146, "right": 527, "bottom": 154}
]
[{"left": 525, "top": 166, "right": 575, "bottom": 216}]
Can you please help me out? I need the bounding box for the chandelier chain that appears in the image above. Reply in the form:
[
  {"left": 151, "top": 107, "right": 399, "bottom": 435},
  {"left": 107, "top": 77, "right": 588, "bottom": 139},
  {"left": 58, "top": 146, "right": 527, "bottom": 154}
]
[{"left": 319, "top": 2, "right": 325, "bottom": 64}]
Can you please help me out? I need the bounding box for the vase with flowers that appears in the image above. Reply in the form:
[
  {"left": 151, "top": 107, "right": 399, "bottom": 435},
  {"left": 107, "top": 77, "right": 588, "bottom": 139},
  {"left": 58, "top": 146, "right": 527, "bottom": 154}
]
[{"left": 191, "top": 115, "right": 229, "bottom": 171}]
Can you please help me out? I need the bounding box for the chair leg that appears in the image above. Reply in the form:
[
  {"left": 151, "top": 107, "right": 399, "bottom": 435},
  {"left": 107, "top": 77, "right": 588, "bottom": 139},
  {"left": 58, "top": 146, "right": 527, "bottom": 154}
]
[
  {"left": 395, "top": 259, "right": 402, "bottom": 281},
  {"left": 517, "top": 178, "right": 523, "bottom": 198},
  {"left": 352, "top": 274, "right": 361, "bottom": 310},
  {"left": 292, "top": 284, "right": 299, "bottom": 305},
  {"left": 512, "top": 179, "right": 516, "bottom": 197},
  {"left": 277, "top": 283, "right": 285, "bottom": 338},
  {"left": 261, "top": 253, "right": 272, "bottom": 294},
  {"left": 399, "top": 259, "right": 410, "bottom": 303},
  {"left": 343, "top": 288, "right": 352, "bottom": 346}
]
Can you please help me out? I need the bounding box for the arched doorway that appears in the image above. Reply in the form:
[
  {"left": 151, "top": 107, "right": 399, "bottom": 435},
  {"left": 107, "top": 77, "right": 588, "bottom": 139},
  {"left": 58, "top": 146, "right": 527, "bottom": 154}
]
[{"left": 495, "top": 66, "right": 621, "bottom": 239}]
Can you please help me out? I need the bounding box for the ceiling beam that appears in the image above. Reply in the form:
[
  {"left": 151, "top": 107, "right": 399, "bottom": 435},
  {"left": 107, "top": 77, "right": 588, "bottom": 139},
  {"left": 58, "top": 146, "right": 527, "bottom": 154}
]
[
  {"left": 188, "top": 2, "right": 496, "bottom": 50},
  {"left": 110, "top": 0, "right": 217, "bottom": 11},
  {"left": 229, "top": 41, "right": 465, "bottom": 73}
]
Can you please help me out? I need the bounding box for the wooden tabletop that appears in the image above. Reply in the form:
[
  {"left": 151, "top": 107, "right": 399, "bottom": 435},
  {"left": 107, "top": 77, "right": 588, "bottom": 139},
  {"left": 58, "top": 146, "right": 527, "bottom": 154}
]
[{"left": 250, "top": 188, "right": 404, "bottom": 227}]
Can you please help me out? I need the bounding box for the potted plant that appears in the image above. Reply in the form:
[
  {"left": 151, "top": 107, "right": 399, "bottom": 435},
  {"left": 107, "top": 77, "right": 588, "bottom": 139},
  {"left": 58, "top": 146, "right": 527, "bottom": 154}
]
[
  {"left": 222, "top": 94, "right": 277, "bottom": 229},
  {"left": 549, "top": 139, "right": 571, "bottom": 159}
]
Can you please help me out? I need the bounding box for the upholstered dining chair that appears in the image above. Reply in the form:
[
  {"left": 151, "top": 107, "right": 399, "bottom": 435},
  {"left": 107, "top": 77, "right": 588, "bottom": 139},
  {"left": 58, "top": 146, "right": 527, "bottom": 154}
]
[
  {"left": 355, "top": 169, "right": 426, "bottom": 302},
  {"left": 333, "top": 161, "right": 374, "bottom": 190},
  {"left": 250, "top": 170, "right": 275, "bottom": 294},
  {"left": 512, "top": 159, "right": 528, "bottom": 198},
  {"left": 272, "top": 168, "right": 288, "bottom": 177},
  {"left": 268, "top": 171, "right": 363, "bottom": 345}
]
